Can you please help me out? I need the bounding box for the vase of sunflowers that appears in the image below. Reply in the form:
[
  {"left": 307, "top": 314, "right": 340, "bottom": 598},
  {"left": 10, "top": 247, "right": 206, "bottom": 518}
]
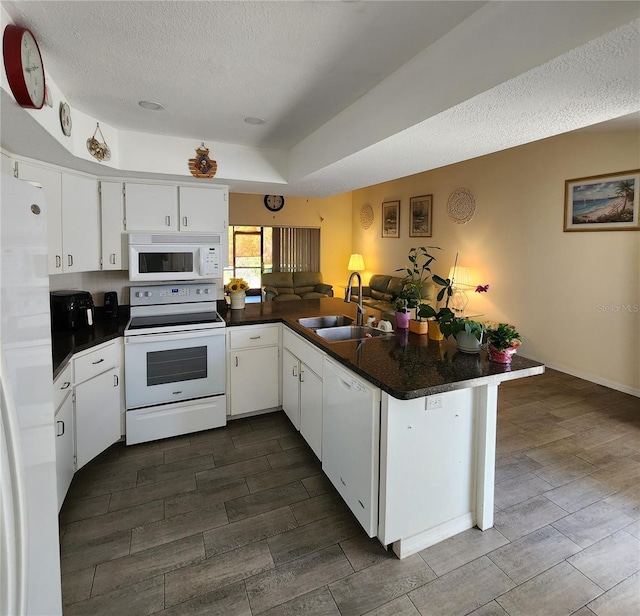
[{"left": 226, "top": 277, "right": 249, "bottom": 309}]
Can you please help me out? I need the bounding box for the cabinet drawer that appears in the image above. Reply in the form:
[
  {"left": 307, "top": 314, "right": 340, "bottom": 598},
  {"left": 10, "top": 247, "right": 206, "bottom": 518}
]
[
  {"left": 283, "top": 328, "right": 324, "bottom": 376},
  {"left": 229, "top": 325, "right": 279, "bottom": 349},
  {"left": 53, "top": 362, "right": 73, "bottom": 411},
  {"left": 74, "top": 342, "right": 118, "bottom": 384}
]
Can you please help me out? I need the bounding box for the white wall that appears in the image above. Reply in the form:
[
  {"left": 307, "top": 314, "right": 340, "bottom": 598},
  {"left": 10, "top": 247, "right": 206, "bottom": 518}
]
[{"left": 352, "top": 129, "right": 640, "bottom": 395}]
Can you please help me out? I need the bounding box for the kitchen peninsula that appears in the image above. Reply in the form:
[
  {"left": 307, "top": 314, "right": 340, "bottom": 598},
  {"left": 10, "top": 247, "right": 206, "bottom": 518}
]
[{"left": 53, "top": 296, "right": 544, "bottom": 559}]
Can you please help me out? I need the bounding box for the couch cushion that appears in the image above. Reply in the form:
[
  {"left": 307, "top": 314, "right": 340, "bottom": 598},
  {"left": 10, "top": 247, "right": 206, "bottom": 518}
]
[
  {"left": 296, "top": 285, "right": 316, "bottom": 295},
  {"left": 293, "top": 271, "right": 323, "bottom": 289},
  {"left": 386, "top": 277, "right": 404, "bottom": 297},
  {"left": 300, "top": 292, "right": 329, "bottom": 300},
  {"left": 368, "top": 275, "right": 392, "bottom": 293},
  {"left": 272, "top": 293, "right": 302, "bottom": 301}
]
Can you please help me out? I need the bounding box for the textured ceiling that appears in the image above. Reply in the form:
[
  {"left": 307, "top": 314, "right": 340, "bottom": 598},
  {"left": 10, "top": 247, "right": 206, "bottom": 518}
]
[{"left": 1, "top": 1, "right": 639, "bottom": 196}]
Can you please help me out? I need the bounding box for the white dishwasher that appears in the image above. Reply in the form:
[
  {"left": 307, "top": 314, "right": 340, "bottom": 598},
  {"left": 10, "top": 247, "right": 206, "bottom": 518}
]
[{"left": 322, "top": 358, "right": 381, "bottom": 537}]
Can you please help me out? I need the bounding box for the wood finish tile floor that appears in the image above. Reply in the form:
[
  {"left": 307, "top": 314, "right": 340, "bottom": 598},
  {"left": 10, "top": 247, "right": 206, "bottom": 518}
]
[{"left": 59, "top": 369, "right": 640, "bottom": 615}]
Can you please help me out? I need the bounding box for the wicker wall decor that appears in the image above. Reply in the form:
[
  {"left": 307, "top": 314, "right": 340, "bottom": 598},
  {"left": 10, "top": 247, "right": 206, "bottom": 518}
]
[
  {"left": 360, "top": 204, "right": 374, "bottom": 229},
  {"left": 447, "top": 188, "right": 476, "bottom": 224}
]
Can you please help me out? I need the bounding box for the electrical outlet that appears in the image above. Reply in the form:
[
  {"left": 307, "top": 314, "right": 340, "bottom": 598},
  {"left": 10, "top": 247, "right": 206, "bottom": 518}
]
[{"left": 426, "top": 395, "right": 443, "bottom": 410}]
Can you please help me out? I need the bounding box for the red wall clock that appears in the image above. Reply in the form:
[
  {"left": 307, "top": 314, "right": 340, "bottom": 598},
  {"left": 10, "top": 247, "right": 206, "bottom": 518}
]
[{"left": 3, "top": 24, "right": 46, "bottom": 109}]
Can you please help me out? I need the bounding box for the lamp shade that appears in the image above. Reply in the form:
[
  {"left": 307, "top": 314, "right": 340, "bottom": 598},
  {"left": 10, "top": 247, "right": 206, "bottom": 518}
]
[
  {"left": 448, "top": 265, "right": 473, "bottom": 288},
  {"left": 348, "top": 253, "right": 365, "bottom": 271}
]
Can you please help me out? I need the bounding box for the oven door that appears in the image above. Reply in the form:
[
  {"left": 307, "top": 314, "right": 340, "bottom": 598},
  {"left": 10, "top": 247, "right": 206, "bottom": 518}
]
[{"left": 125, "top": 329, "right": 225, "bottom": 409}]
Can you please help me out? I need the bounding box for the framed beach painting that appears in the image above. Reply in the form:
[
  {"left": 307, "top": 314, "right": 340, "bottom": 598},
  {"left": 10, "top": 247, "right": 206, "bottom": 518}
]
[
  {"left": 564, "top": 169, "right": 640, "bottom": 232},
  {"left": 409, "top": 194, "right": 433, "bottom": 237},
  {"left": 382, "top": 200, "right": 400, "bottom": 238}
]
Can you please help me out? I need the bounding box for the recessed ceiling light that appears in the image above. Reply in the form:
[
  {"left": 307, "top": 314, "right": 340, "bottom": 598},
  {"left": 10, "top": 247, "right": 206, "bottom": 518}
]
[
  {"left": 139, "top": 100, "right": 164, "bottom": 111},
  {"left": 244, "top": 117, "right": 266, "bottom": 125}
]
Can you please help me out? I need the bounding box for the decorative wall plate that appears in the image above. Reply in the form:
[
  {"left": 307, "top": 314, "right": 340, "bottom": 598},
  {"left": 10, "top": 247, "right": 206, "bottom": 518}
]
[
  {"left": 188, "top": 142, "right": 217, "bottom": 178},
  {"left": 360, "top": 204, "right": 374, "bottom": 229},
  {"left": 59, "top": 102, "right": 72, "bottom": 136},
  {"left": 447, "top": 188, "right": 476, "bottom": 224}
]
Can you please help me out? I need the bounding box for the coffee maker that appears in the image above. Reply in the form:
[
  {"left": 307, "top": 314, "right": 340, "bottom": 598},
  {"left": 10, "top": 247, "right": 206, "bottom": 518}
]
[{"left": 50, "top": 290, "right": 94, "bottom": 331}]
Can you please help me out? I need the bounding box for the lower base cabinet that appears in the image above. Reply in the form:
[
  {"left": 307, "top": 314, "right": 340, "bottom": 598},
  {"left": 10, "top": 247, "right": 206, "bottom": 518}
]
[
  {"left": 54, "top": 365, "right": 75, "bottom": 511},
  {"left": 75, "top": 367, "right": 121, "bottom": 469}
]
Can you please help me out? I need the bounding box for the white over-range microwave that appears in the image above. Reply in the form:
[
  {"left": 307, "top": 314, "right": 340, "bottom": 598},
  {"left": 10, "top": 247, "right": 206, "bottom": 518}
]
[{"left": 129, "top": 233, "right": 223, "bottom": 282}]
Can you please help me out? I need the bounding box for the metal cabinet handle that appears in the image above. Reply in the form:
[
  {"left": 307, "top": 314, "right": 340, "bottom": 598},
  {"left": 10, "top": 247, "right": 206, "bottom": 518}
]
[
  {"left": 300, "top": 369, "right": 305, "bottom": 383},
  {"left": 182, "top": 216, "right": 187, "bottom": 227},
  {"left": 56, "top": 420, "right": 65, "bottom": 437},
  {"left": 110, "top": 253, "right": 116, "bottom": 264},
  {"left": 165, "top": 215, "right": 171, "bottom": 227},
  {"left": 235, "top": 356, "right": 239, "bottom": 368},
  {"left": 292, "top": 366, "right": 298, "bottom": 377},
  {"left": 67, "top": 254, "right": 73, "bottom": 267},
  {"left": 91, "top": 358, "right": 104, "bottom": 365},
  {"left": 249, "top": 335, "right": 261, "bottom": 340},
  {"left": 172, "top": 390, "right": 182, "bottom": 395},
  {"left": 113, "top": 374, "right": 119, "bottom": 387},
  {"left": 60, "top": 381, "right": 71, "bottom": 390},
  {"left": 56, "top": 255, "right": 61, "bottom": 268}
]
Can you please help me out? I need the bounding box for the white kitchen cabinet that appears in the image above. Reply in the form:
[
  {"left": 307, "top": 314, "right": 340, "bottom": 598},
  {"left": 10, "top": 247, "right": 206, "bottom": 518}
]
[
  {"left": 73, "top": 340, "right": 121, "bottom": 469},
  {"left": 124, "top": 182, "right": 178, "bottom": 231},
  {"left": 124, "top": 183, "right": 228, "bottom": 233},
  {"left": 282, "top": 328, "right": 325, "bottom": 460},
  {"left": 15, "top": 160, "right": 63, "bottom": 274},
  {"left": 323, "top": 358, "right": 380, "bottom": 536},
  {"left": 54, "top": 363, "right": 74, "bottom": 511},
  {"left": 100, "top": 181, "right": 127, "bottom": 270},
  {"left": 228, "top": 324, "right": 280, "bottom": 416},
  {"left": 1, "top": 152, "right": 13, "bottom": 174},
  {"left": 179, "top": 186, "right": 228, "bottom": 232},
  {"left": 61, "top": 173, "right": 101, "bottom": 273},
  {"left": 15, "top": 162, "right": 100, "bottom": 274}
]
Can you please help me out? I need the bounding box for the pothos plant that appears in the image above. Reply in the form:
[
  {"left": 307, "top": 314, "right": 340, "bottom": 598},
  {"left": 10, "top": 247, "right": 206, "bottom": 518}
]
[{"left": 395, "top": 246, "right": 441, "bottom": 320}]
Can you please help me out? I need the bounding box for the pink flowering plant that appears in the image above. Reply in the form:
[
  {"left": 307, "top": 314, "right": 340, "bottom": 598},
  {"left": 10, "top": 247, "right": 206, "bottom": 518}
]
[{"left": 485, "top": 323, "right": 522, "bottom": 351}]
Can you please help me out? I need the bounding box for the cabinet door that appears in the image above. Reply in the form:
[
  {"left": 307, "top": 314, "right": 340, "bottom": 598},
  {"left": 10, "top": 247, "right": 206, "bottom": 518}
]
[
  {"left": 124, "top": 183, "right": 177, "bottom": 231},
  {"left": 282, "top": 348, "right": 301, "bottom": 430},
  {"left": 229, "top": 346, "right": 279, "bottom": 415},
  {"left": 179, "top": 186, "right": 228, "bottom": 232},
  {"left": 75, "top": 369, "right": 120, "bottom": 469},
  {"left": 61, "top": 173, "right": 101, "bottom": 273},
  {"left": 55, "top": 393, "right": 74, "bottom": 511},
  {"left": 300, "top": 365, "right": 322, "bottom": 460},
  {"left": 16, "top": 161, "right": 63, "bottom": 274},
  {"left": 100, "top": 181, "right": 126, "bottom": 270}
]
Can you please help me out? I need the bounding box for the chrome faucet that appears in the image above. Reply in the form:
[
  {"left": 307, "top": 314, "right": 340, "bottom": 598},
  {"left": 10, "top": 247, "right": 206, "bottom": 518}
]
[{"left": 345, "top": 271, "right": 365, "bottom": 326}]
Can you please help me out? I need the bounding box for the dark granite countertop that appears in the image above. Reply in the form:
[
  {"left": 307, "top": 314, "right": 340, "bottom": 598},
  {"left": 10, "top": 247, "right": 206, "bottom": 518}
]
[
  {"left": 52, "top": 298, "right": 544, "bottom": 398},
  {"left": 52, "top": 310, "right": 130, "bottom": 380},
  {"left": 222, "top": 297, "right": 545, "bottom": 400}
]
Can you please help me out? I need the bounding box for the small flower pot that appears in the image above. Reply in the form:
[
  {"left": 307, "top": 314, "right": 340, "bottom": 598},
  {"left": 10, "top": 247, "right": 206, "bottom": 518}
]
[
  {"left": 427, "top": 320, "right": 444, "bottom": 340},
  {"left": 489, "top": 345, "right": 517, "bottom": 363},
  {"left": 456, "top": 330, "right": 483, "bottom": 354},
  {"left": 230, "top": 291, "right": 246, "bottom": 310},
  {"left": 409, "top": 319, "right": 429, "bottom": 335},
  {"left": 395, "top": 311, "right": 410, "bottom": 329}
]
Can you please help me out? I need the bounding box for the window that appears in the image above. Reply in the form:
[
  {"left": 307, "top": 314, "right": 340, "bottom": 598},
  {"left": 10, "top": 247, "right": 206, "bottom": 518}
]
[{"left": 224, "top": 226, "right": 320, "bottom": 291}]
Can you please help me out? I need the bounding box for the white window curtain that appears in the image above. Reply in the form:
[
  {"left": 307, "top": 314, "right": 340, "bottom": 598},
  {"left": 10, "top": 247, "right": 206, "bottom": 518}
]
[{"left": 272, "top": 227, "right": 320, "bottom": 273}]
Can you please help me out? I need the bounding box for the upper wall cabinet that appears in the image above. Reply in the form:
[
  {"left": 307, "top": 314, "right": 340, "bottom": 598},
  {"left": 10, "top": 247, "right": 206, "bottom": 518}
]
[
  {"left": 99, "top": 181, "right": 127, "bottom": 271},
  {"left": 124, "top": 183, "right": 228, "bottom": 233},
  {"left": 16, "top": 162, "right": 100, "bottom": 274}
]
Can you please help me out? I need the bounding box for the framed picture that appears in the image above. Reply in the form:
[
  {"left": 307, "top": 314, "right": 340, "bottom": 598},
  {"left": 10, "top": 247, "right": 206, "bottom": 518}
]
[
  {"left": 564, "top": 169, "right": 640, "bottom": 232},
  {"left": 409, "top": 194, "right": 433, "bottom": 237},
  {"left": 381, "top": 200, "right": 400, "bottom": 238}
]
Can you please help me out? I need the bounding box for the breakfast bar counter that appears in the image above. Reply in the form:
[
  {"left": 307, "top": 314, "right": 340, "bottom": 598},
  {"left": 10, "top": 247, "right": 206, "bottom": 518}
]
[{"left": 223, "top": 297, "right": 544, "bottom": 400}]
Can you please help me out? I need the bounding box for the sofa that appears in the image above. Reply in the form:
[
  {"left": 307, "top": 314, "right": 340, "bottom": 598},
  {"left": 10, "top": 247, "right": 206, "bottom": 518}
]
[
  {"left": 262, "top": 272, "right": 334, "bottom": 302},
  {"left": 347, "top": 274, "right": 436, "bottom": 315}
]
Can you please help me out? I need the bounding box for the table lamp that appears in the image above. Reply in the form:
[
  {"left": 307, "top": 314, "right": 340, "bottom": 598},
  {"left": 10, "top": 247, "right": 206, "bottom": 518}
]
[{"left": 348, "top": 254, "right": 365, "bottom": 271}]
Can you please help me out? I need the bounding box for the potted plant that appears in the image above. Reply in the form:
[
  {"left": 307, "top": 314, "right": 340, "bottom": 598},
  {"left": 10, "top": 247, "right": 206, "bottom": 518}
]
[
  {"left": 486, "top": 323, "right": 522, "bottom": 363},
  {"left": 439, "top": 314, "right": 486, "bottom": 353},
  {"left": 393, "top": 295, "right": 411, "bottom": 329},
  {"left": 396, "top": 246, "right": 441, "bottom": 335},
  {"left": 225, "top": 277, "right": 249, "bottom": 309}
]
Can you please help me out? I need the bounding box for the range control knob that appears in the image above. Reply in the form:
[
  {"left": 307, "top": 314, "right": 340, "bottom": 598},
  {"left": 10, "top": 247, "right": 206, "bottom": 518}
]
[
  {"left": 135, "top": 292, "right": 142, "bottom": 298},
  {"left": 204, "top": 288, "right": 211, "bottom": 294},
  {"left": 144, "top": 291, "right": 152, "bottom": 297},
  {"left": 196, "top": 288, "right": 203, "bottom": 295}
]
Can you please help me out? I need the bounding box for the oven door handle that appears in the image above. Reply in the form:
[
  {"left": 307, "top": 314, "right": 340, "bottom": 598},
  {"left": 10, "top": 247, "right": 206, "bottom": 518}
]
[{"left": 125, "top": 329, "right": 225, "bottom": 344}]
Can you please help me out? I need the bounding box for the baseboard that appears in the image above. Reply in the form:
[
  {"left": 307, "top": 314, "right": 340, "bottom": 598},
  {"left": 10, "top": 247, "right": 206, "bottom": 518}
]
[{"left": 531, "top": 358, "right": 639, "bottom": 398}]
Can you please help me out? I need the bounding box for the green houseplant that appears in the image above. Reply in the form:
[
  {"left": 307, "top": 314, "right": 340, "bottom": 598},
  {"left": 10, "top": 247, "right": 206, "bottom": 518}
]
[
  {"left": 486, "top": 323, "right": 522, "bottom": 363},
  {"left": 439, "top": 314, "right": 486, "bottom": 353}
]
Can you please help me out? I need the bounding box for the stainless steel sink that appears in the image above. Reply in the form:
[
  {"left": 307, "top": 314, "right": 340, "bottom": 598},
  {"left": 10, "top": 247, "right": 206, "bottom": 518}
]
[
  {"left": 297, "top": 315, "right": 354, "bottom": 329},
  {"left": 314, "top": 325, "right": 392, "bottom": 342}
]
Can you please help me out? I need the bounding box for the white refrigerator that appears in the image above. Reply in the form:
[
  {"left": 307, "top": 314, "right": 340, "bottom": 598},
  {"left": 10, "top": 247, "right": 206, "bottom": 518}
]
[{"left": 0, "top": 173, "right": 62, "bottom": 615}]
